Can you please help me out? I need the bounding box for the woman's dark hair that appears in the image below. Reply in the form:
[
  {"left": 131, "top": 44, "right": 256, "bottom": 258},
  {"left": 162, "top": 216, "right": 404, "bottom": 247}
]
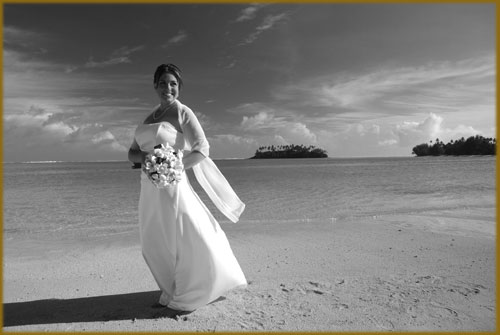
[{"left": 154, "top": 63, "right": 183, "bottom": 89}]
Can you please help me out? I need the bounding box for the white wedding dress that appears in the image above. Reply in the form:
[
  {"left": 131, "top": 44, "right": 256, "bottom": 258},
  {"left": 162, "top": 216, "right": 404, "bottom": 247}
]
[{"left": 134, "top": 101, "right": 247, "bottom": 311}]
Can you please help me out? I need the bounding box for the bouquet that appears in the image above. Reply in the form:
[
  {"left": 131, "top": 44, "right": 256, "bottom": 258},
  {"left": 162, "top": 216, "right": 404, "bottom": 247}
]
[{"left": 143, "top": 143, "right": 184, "bottom": 188}]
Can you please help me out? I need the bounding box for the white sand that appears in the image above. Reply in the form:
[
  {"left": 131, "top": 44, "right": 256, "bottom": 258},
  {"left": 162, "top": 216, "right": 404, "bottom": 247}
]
[{"left": 3, "top": 211, "right": 496, "bottom": 332}]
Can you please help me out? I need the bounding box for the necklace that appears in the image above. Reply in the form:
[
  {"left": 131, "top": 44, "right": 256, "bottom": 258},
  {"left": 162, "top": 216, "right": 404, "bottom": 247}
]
[{"left": 153, "top": 103, "right": 173, "bottom": 120}]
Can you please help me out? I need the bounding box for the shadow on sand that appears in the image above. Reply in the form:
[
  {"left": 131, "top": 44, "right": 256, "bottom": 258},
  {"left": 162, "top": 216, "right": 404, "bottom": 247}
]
[{"left": 4, "top": 290, "right": 195, "bottom": 327}]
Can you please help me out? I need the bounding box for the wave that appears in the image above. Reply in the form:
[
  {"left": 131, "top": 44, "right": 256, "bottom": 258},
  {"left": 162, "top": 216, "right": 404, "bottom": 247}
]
[
  {"left": 4, "top": 160, "right": 129, "bottom": 164},
  {"left": 24, "top": 160, "right": 65, "bottom": 164}
]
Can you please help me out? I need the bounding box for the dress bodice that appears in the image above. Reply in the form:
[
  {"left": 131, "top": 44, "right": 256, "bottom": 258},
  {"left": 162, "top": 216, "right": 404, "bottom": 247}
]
[
  {"left": 133, "top": 102, "right": 244, "bottom": 224},
  {"left": 134, "top": 122, "right": 185, "bottom": 152}
]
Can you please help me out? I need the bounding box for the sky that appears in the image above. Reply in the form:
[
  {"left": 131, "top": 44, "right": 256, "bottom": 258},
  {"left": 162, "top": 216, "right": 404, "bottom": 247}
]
[{"left": 3, "top": 3, "right": 496, "bottom": 161}]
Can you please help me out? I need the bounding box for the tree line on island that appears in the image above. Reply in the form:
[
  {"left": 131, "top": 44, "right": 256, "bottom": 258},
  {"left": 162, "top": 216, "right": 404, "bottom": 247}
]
[
  {"left": 412, "top": 135, "right": 496, "bottom": 156},
  {"left": 251, "top": 144, "right": 328, "bottom": 159}
]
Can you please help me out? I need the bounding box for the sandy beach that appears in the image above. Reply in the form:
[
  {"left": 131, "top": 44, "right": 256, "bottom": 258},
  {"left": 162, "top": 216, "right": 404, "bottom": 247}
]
[{"left": 3, "top": 208, "right": 496, "bottom": 333}]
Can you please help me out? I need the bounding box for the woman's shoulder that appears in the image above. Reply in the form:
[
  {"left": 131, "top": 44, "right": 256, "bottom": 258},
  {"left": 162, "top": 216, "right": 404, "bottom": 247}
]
[
  {"left": 176, "top": 100, "right": 193, "bottom": 113},
  {"left": 176, "top": 100, "right": 196, "bottom": 122}
]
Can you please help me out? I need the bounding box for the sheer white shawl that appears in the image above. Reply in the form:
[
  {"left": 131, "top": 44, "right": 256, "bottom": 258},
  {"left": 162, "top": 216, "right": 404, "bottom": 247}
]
[{"left": 177, "top": 100, "right": 245, "bottom": 223}]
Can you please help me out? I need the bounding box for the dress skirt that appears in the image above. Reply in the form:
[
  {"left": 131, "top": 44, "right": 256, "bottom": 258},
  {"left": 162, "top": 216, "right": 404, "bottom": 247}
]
[{"left": 138, "top": 170, "right": 247, "bottom": 311}]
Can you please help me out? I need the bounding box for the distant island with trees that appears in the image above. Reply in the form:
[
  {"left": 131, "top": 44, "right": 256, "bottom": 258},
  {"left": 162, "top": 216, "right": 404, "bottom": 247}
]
[
  {"left": 412, "top": 135, "right": 496, "bottom": 156},
  {"left": 251, "top": 144, "right": 328, "bottom": 159}
]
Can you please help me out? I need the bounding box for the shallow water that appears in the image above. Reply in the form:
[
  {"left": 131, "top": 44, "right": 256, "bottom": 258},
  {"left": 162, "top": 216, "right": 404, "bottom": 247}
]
[{"left": 3, "top": 156, "right": 496, "bottom": 241}]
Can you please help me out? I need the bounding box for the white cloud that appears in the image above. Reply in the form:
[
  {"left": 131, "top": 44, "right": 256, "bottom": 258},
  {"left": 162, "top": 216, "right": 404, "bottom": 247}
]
[
  {"left": 201, "top": 102, "right": 321, "bottom": 158},
  {"left": 208, "top": 134, "right": 257, "bottom": 159},
  {"left": 4, "top": 25, "right": 42, "bottom": 42},
  {"left": 314, "top": 128, "right": 379, "bottom": 158},
  {"left": 378, "top": 139, "right": 398, "bottom": 146},
  {"left": 228, "top": 102, "right": 276, "bottom": 115},
  {"left": 396, "top": 113, "right": 443, "bottom": 146},
  {"left": 3, "top": 45, "right": 148, "bottom": 161},
  {"left": 111, "top": 45, "right": 144, "bottom": 57},
  {"left": 85, "top": 56, "right": 130, "bottom": 68},
  {"left": 3, "top": 48, "right": 62, "bottom": 74},
  {"left": 241, "top": 111, "right": 282, "bottom": 130},
  {"left": 194, "top": 111, "right": 211, "bottom": 128},
  {"left": 162, "top": 30, "right": 188, "bottom": 48},
  {"left": 273, "top": 54, "right": 495, "bottom": 116},
  {"left": 267, "top": 53, "right": 495, "bottom": 156},
  {"left": 313, "top": 112, "right": 484, "bottom": 158},
  {"left": 241, "top": 13, "right": 289, "bottom": 45},
  {"left": 239, "top": 109, "right": 317, "bottom": 147},
  {"left": 395, "top": 113, "right": 478, "bottom": 147},
  {"left": 355, "top": 123, "right": 381, "bottom": 136},
  {"left": 3, "top": 25, "right": 50, "bottom": 55},
  {"left": 235, "top": 4, "right": 268, "bottom": 22},
  {"left": 281, "top": 122, "right": 317, "bottom": 143},
  {"left": 3, "top": 105, "right": 128, "bottom": 162},
  {"left": 274, "top": 134, "right": 288, "bottom": 145},
  {"left": 84, "top": 45, "right": 144, "bottom": 69},
  {"left": 211, "top": 134, "right": 257, "bottom": 146}
]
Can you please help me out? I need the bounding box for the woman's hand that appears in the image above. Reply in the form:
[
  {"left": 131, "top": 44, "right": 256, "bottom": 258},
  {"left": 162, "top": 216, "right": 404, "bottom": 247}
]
[
  {"left": 128, "top": 140, "right": 148, "bottom": 165},
  {"left": 182, "top": 151, "right": 206, "bottom": 170}
]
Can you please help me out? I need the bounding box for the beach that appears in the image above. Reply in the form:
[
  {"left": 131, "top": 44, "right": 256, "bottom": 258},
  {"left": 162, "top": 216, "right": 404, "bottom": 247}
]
[
  {"left": 3, "top": 157, "right": 496, "bottom": 332},
  {"left": 4, "top": 209, "right": 495, "bottom": 332}
]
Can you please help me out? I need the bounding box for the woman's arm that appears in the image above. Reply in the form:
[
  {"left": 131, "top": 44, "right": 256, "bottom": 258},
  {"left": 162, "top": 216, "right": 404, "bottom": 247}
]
[
  {"left": 179, "top": 104, "right": 209, "bottom": 170},
  {"left": 128, "top": 139, "right": 147, "bottom": 165},
  {"left": 182, "top": 151, "right": 206, "bottom": 170}
]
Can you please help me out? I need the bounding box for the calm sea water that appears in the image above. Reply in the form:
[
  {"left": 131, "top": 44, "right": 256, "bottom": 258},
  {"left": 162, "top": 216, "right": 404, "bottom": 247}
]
[{"left": 3, "top": 156, "right": 496, "bottom": 241}]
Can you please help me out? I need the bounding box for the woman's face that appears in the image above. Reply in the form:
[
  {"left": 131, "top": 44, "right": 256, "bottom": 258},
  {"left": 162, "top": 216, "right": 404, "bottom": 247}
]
[{"left": 155, "top": 72, "right": 179, "bottom": 105}]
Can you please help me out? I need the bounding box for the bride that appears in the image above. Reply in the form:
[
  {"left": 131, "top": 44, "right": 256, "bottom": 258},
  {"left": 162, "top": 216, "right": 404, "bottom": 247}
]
[{"left": 128, "top": 63, "right": 247, "bottom": 312}]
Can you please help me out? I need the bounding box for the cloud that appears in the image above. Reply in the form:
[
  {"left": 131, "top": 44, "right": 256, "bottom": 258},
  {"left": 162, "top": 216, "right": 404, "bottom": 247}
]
[
  {"left": 3, "top": 104, "right": 129, "bottom": 162},
  {"left": 204, "top": 101, "right": 320, "bottom": 157},
  {"left": 3, "top": 45, "right": 148, "bottom": 161},
  {"left": 227, "top": 102, "right": 276, "bottom": 115},
  {"left": 240, "top": 13, "right": 289, "bottom": 45},
  {"left": 4, "top": 25, "right": 41, "bottom": 43},
  {"left": 281, "top": 122, "right": 317, "bottom": 144},
  {"left": 162, "top": 30, "right": 188, "bottom": 48},
  {"left": 84, "top": 45, "right": 144, "bottom": 69},
  {"left": 314, "top": 112, "right": 482, "bottom": 157},
  {"left": 241, "top": 111, "right": 283, "bottom": 129},
  {"left": 85, "top": 56, "right": 130, "bottom": 68},
  {"left": 378, "top": 139, "right": 398, "bottom": 146},
  {"left": 224, "top": 100, "right": 490, "bottom": 158},
  {"left": 240, "top": 110, "right": 317, "bottom": 145},
  {"left": 235, "top": 4, "right": 268, "bottom": 22},
  {"left": 3, "top": 25, "right": 50, "bottom": 55},
  {"left": 3, "top": 48, "right": 63, "bottom": 76},
  {"left": 111, "top": 45, "right": 145, "bottom": 57},
  {"left": 207, "top": 134, "right": 258, "bottom": 159},
  {"left": 395, "top": 113, "right": 477, "bottom": 147},
  {"left": 193, "top": 111, "right": 211, "bottom": 129},
  {"left": 395, "top": 113, "right": 443, "bottom": 146},
  {"left": 273, "top": 54, "right": 495, "bottom": 117},
  {"left": 4, "top": 46, "right": 147, "bottom": 118}
]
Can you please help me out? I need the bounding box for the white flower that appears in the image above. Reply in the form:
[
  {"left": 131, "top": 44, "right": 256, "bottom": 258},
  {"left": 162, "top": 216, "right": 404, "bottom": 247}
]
[
  {"left": 158, "top": 165, "right": 168, "bottom": 174},
  {"left": 142, "top": 144, "right": 184, "bottom": 188}
]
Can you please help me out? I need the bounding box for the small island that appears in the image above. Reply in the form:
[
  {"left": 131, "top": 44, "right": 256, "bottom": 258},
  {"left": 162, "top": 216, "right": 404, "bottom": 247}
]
[
  {"left": 412, "top": 135, "right": 496, "bottom": 156},
  {"left": 251, "top": 144, "right": 328, "bottom": 159}
]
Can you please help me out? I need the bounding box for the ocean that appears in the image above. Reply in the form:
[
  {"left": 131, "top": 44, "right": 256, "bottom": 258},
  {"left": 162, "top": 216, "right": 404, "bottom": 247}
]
[{"left": 3, "top": 156, "right": 496, "bottom": 242}]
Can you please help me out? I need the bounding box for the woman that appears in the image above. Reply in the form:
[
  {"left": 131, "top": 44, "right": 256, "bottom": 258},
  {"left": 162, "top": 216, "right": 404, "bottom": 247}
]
[{"left": 128, "top": 63, "right": 247, "bottom": 312}]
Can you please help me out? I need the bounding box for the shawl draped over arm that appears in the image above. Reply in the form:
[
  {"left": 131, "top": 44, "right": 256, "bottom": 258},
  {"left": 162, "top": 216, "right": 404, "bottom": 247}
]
[{"left": 178, "top": 101, "right": 245, "bottom": 223}]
